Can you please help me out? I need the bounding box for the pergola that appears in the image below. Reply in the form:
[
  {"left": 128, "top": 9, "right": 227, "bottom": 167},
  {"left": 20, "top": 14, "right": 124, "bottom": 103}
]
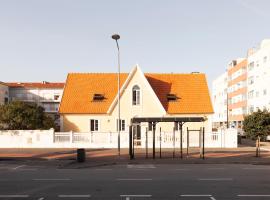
[{"left": 129, "top": 117, "right": 206, "bottom": 160}]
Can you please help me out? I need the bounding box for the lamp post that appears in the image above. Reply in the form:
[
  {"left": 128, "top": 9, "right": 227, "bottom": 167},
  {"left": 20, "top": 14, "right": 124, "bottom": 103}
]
[{"left": 112, "top": 34, "right": 121, "bottom": 156}]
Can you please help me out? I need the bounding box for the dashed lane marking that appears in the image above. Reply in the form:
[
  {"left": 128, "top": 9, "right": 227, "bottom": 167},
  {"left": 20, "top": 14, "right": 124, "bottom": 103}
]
[
  {"left": 58, "top": 194, "right": 91, "bottom": 198},
  {"left": 116, "top": 178, "right": 152, "bottom": 181},
  {"left": 33, "top": 178, "right": 71, "bottom": 181},
  {"left": 198, "top": 178, "right": 233, "bottom": 181},
  {"left": 0, "top": 195, "right": 29, "bottom": 198}
]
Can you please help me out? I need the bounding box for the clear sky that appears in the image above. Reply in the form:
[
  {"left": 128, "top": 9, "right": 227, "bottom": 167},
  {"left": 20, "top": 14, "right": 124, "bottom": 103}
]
[{"left": 0, "top": 0, "right": 270, "bottom": 85}]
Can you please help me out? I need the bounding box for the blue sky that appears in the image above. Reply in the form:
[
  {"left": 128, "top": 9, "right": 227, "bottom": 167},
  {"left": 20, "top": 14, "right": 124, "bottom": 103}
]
[{"left": 0, "top": 0, "right": 270, "bottom": 85}]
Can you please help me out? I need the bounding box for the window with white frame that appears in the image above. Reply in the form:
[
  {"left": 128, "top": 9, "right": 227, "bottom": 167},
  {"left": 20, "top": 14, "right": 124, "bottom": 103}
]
[
  {"left": 116, "top": 119, "right": 125, "bottom": 131},
  {"left": 248, "top": 76, "right": 254, "bottom": 85},
  {"left": 248, "top": 90, "right": 254, "bottom": 99},
  {"left": 248, "top": 62, "right": 254, "bottom": 71},
  {"left": 90, "top": 119, "right": 99, "bottom": 131},
  {"left": 264, "top": 56, "right": 267, "bottom": 63},
  {"left": 264, "top": 89, "right": 267, "bottom": 96},
  {"left": 132, "top": 85, "right": 140, "bottom": 105}
]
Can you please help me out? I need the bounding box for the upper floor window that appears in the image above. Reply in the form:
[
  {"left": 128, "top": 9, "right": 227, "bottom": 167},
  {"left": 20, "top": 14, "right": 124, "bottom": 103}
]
[
  {"left": 264, "top": 56, "right": 267, "bottom": 63},
  {"left": 248, "top": 62, "right": 254, "bottom": 71},
  {"left": 132, "top": 85, "right": 140, "bottom": 105}
]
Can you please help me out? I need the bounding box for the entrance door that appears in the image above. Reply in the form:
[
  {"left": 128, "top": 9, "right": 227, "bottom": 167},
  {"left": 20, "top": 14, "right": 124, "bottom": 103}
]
[{"left": 134, "top": 125, "right": 141, "bottom": 146}]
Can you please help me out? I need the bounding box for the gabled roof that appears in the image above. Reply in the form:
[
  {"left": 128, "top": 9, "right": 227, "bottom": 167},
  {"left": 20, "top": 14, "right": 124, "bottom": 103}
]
[
  {"left": 59, "top": 70, "right": 213, "bottom": 114},
  {"left": 6, "top": 82, "right": 65, "bottom": 89}
]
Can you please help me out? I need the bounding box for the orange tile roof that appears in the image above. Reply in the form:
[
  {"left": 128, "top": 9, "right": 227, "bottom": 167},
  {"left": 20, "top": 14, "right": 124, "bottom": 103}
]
[
  {"left": 6, "top": 82, "right": 65, "bottom": 88},
  {"left": 59, "top": 73, "right": 213, "bottom": 114}
]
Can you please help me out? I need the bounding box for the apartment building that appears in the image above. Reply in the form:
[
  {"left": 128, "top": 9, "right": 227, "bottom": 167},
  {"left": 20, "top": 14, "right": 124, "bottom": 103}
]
[
  {"left": 6, "top": 82, "right": 65, "bottom": 128},
  {"left": 212, "top": 72, "right": 228, "bottom": 129},
  {"left": 212, "top": 39, "right": 270, "bottom": 130},
  {"left": 247, "top": 39, "right": 270, "bottom": 113},
  {"left": 227, "top": 59, "right": 247, "bottom": 129},
  {"left": 0, "top": 82, "right": 9, "bottom": 105}
]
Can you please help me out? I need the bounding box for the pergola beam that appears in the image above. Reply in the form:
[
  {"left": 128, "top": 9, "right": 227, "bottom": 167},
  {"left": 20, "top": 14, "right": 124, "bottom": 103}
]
[{"left": 131, "top": 117, "right": 205, "bottom": 123}]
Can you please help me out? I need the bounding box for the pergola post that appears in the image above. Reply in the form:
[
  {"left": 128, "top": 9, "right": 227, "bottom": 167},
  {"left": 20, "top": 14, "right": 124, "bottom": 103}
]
[
  {"left": 129, "top": 125, "right": 133, "bottom": 160},
  {"left": 202, "top": 127, "right": 205, "bottom": 159},
  {"left": 173, "top": 126, "right": 175, "bottom": 158},
  {"left": 145, "top": 127, "right": 148, "bottom": 158},
  {"left": 179, "top": 122, "right": 183, "bottom": 159},
  {"left": 186, "top": 127, "right": 189, "bottom": 158},
  {"left": 153, "top": 122, "right": 156, "bottom": 159}
]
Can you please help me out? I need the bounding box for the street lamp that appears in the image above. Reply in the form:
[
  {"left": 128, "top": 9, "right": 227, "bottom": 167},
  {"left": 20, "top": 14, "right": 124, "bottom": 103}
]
[{"left": 112, "top": 34, "right": 121, "bottom": 156}]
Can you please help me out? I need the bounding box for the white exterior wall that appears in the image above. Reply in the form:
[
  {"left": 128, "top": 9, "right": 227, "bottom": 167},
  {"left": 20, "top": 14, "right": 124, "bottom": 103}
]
[
  {"left": 247, "top": 39, "right": 270, "bottom": 113},
  {"left": 212, "top": 72, "right": 228, "bottom": 128},
  {"left": 0, "top": 83, "right": 9, "bottom": 105}
]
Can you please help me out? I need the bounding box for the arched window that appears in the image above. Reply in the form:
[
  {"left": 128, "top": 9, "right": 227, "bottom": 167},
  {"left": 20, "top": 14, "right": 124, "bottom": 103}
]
[{"left": 132, "top": 85, "right": 140, "bottom": 105}]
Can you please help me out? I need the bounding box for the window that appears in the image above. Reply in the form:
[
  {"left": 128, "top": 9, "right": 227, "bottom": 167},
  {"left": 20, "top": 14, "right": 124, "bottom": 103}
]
[
  {"left": 248, "top": 62, "right": 254, "bottom": 71},
  {"left": 248, "top": 90, "right": 254, "bottom": 99},
  {"left": 132, "top": 85, "right": 140, "bottom": 105},
  {"left": 264, "top": 89, "right": 267, "bottom": 95},
  {"left": 93, "top": 94, "right": 105, "bottom": 101},
  {"left": 256, "top": 91, "right": 259, "bottom": 97},
  {"left": 4, "top": 97, "right": 8, "bottom": 104},
  {"left": 167, "top": 94, "right": 178, "bottom": 101},
  {"left": 90, "top": 119, "right": 99, "bottom": 131},
  {"left": 248, "top": 76, "right": 254, "bottom": 85},
  {"left": 264, "top": 56, "right": 267, "bottom": 63},
  {"left": 116, "top": 119, "right": 125, "bottom": 131},
  {"left": 54, "top": 95, "right": 60, "bottom": 100},
  {"left": 249, "top": 106, "right": 254, "bottom": 113}
]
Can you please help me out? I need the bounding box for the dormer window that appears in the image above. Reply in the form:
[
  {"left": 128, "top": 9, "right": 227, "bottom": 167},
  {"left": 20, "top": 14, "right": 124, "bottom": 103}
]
[
  {"left": 93, "top": 94, "right": 105, "bottom": 101},
  {"left": 167, "top": 93, "right": 178, "bottom": 101},
  {"left": 132, "top": 85, "right": 140, "bottom": 105}
]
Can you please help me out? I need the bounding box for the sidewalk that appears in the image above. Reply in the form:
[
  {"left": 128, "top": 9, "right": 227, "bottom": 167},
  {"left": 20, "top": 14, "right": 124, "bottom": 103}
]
[{"left": 1, "top": 141, "right": 270, "bottom": 168}]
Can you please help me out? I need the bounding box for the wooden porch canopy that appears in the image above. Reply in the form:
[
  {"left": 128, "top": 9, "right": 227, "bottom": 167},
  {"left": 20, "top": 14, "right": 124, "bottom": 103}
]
[{"left": 129, "top": 117, "right": 206, "bottom": 160}]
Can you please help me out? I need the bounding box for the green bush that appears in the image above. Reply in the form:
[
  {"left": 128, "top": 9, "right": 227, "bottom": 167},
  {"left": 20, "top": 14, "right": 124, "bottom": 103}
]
[
  {"left": 243, "top": 109, "right": 270, "bottom": 141},
  {"left": 0, "top": 101, "right": 56, "bottom": 130}
]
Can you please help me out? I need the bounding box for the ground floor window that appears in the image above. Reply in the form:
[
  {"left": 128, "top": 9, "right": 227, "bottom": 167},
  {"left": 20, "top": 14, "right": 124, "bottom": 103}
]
[
  {"left": 174, "top": 122, "right": 179, "bottom": 131},
  {"left": 117, "top": 119, "right": 126, "bottom": 131},
  {"left": 90, "top": 119, "right": 99, "bottom": 131}
]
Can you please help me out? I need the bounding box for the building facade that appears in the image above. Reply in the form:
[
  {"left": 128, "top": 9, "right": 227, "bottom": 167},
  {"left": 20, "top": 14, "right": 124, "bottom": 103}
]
[
  {"left": 212, "top": 39, "right": 270, "bottom": 131},
  {"left": 6, "top": 82, "right": 64, "bottom": 129},
  {"left": 227, "top": 59, "right": 247, "bottom": 129},
  {"left": 0, "top": 82, "right": 9, "bottom": 105},
  {"left": 247, "top": 39, "right": 270, "bottom": 114},
  {"left": 212, "top": 72, "right": 228, "bottom": 129},
  {"left": 59, "top": 66, "right": 214, "bottom": 139}
]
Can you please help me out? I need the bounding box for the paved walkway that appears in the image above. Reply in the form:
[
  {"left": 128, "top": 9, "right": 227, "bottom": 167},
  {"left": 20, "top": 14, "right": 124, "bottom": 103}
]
[{"left": 1, "top": 139, "right": 270, "bottom": 168}]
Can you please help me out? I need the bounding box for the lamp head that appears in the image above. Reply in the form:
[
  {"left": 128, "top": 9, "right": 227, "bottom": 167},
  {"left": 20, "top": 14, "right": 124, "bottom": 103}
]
[{"left": 112, "top": 34, "right": 120, "bottom": 40}]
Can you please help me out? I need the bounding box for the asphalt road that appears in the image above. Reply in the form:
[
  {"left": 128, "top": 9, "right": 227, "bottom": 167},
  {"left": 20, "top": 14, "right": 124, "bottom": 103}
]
[{"left": 0, "top": 163, "right": 270, "bottom": 200}]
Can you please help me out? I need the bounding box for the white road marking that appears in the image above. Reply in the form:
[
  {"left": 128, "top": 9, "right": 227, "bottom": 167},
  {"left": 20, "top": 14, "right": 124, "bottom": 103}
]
[
  {"left": 180, "top": 195, "right": 212, "bottom": 197},
  {"left": 120, "top": 195, "right": 152, "bottom": 198},
  {"left": 33, "top": 178, "right": 71, "bottom": 181},
  {"left": 13, "top": 165, "right": 26, "bottom": 170},
  {"left": 207, "top": 168, "right": 225, "bottom": 170},
  {"left": 38, "top": 198, "right": 45, "bottom": 200},
  {"left": 127, "top": 164, "right": 156, "bottom": 169},
  {"left": 198, "top": 178, "right": 233, "bottom": 181},
  {"left": 175, "top": 168, "right": 190, "bottom": 171},
  {"left": 243, "top": 167, "right": 270, "bottom": 170},
  {"left": 116, "top": 178, "right": 152, "bottom": 181},
  {"left": 0, "top": 195, "right": 29, "bottom": 198},
  {"left": 180, "top": 194, "right": 216, "bottom": 199},
  {"left": 58, "top": 194, "right": 91, "bottom": 198},
  {"left": 238, "top": 194, "right": 270, "bottom": 197}
]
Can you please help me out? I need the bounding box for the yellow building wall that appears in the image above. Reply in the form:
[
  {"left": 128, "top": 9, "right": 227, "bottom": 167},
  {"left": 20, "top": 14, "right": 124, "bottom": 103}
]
[{"left": 61, "top": 68, "right": 212, "bottom": 133}]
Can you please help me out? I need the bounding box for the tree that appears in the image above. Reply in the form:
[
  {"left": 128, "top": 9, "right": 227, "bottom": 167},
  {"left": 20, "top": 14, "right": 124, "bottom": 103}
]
[
  {"left": 0, "top": 101, "right": 56, "bottom": 130},
  {"left": 243, "top": 109, "right": 270, "bottom": 141}
]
